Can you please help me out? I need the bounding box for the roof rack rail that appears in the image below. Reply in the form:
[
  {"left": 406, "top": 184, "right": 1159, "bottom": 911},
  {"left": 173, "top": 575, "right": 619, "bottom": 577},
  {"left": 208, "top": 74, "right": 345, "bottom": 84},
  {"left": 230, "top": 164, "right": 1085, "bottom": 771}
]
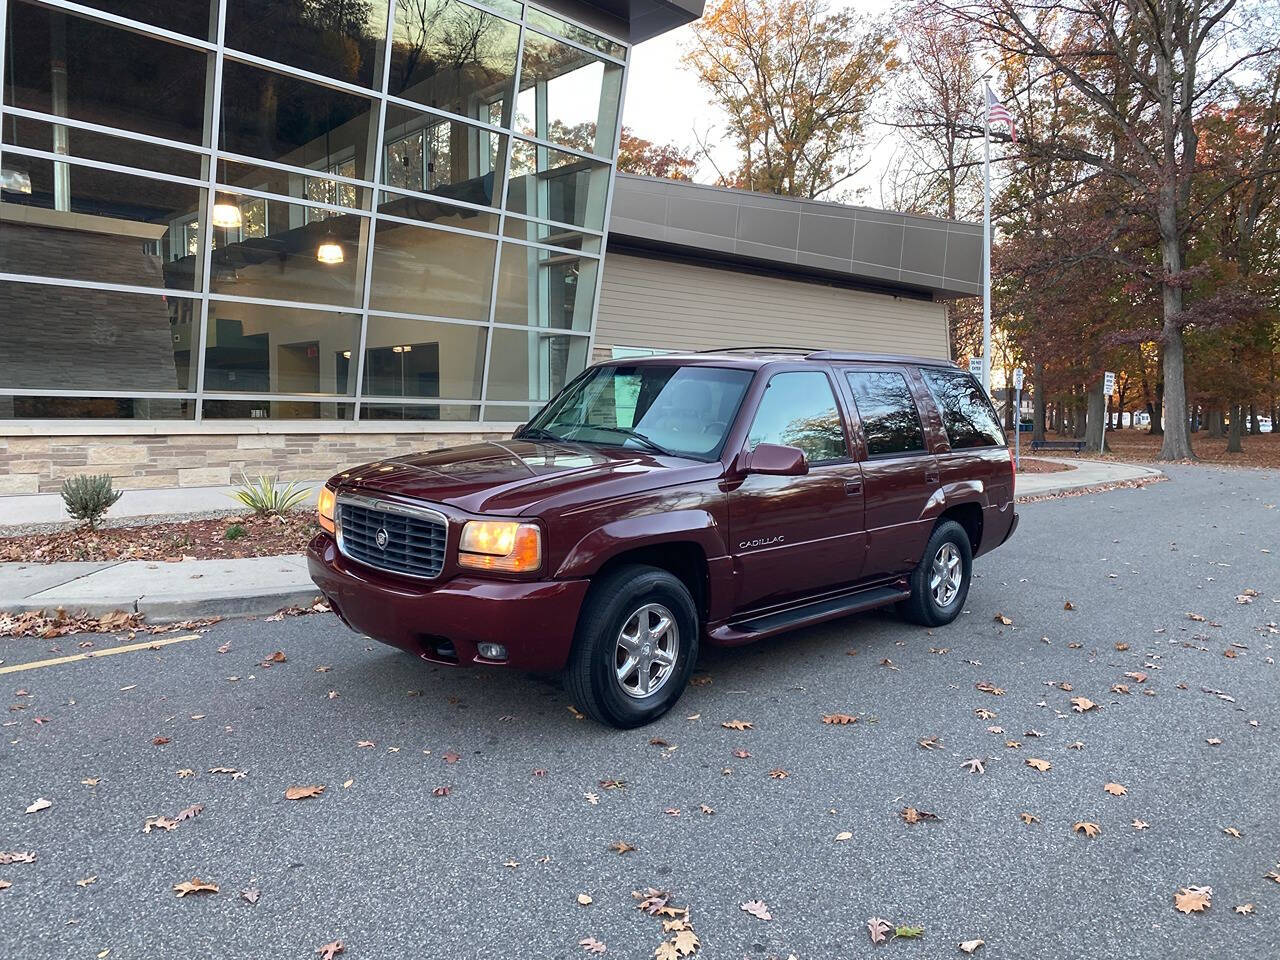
[{"left": 693, "top": 345, "right": 818, "bottom": 354}]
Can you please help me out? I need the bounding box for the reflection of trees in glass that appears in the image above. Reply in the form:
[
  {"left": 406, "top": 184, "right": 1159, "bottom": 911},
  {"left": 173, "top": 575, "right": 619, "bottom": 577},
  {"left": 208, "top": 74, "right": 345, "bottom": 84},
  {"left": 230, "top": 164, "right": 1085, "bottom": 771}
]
[
  {"left": 227, "top": 0, "right": 382, "bottom": 88},
  {"left": 778, "top": 410, "right": 846, "bottom": 461},
  {"left": 847, "top": 371, "right": 924, "bottom": 455},
  {"left": 391, "top": 0, "right": 518, "bottom": 116},
  {"left": 922, "top": 369, "right": 1003, "bottom": 448}
]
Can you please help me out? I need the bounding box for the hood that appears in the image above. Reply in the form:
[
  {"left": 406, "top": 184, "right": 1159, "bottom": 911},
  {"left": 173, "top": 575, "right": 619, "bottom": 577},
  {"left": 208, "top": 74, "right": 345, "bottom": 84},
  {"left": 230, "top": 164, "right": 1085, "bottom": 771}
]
[{"left": 333, "top": 439, "right": 717, "bottom": 516}]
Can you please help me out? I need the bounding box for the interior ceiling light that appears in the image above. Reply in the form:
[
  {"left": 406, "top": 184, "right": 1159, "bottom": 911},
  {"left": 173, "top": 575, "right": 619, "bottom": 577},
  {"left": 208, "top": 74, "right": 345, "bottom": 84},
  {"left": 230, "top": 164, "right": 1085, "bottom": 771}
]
[
  {"left": 1, "top": 168, "right": 33, "bottom": 194},
  {"left": 211, "top": 198, "right": 242, "bottom": 229},
  {"left": 316, "top": 237, "right": 344, "bottom": 264}
]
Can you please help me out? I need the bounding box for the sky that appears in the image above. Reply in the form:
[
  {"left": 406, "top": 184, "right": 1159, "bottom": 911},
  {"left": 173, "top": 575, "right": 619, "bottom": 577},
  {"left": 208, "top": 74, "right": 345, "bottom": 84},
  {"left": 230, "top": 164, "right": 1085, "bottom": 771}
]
[{"left": 620, "top": 0, "right": 902, "bottom": 205}]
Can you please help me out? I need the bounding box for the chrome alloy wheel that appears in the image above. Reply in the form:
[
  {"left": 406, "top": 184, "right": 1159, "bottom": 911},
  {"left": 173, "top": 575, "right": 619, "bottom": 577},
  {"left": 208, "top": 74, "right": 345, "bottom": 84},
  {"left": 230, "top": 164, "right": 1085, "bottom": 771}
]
[
  {"left": 614, "top": 602, "right": 680, "bottom": 699},
  {"left": 930, "top": 542, "right": 963, "bottom": 607}
]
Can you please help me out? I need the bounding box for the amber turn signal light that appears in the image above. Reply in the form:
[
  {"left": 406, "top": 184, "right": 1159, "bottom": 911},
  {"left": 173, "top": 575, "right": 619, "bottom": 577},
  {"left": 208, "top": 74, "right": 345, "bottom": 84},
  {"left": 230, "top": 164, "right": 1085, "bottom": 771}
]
[
  {"left": 317, "top": 485, "right": 336, "bottom": 534},
  {"left": 458, "top": 520, "right": 542, "bottom": 573}
]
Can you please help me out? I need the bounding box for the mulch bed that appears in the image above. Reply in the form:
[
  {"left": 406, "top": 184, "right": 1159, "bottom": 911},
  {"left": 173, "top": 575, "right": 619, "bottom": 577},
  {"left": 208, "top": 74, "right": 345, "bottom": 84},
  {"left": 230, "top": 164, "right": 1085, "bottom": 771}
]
[
  {"left": 0, "top": 512, "right": 319, "bottom": 565},
  {"left": 1066, "top": 430, "right": 1280, "bottom": 469},
  {"left": 1015, "top": 457, "right": 1075, "bottom": 474}
]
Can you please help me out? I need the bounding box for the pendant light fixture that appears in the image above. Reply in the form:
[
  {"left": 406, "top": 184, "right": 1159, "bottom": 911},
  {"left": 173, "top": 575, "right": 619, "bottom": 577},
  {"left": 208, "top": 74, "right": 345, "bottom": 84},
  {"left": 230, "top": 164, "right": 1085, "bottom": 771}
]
[
  {"left": 211, "top": 194, "right": 241, "bottom": 229},
  {"left": 316, "top": 231, "right": 344, "bottom": 264}
]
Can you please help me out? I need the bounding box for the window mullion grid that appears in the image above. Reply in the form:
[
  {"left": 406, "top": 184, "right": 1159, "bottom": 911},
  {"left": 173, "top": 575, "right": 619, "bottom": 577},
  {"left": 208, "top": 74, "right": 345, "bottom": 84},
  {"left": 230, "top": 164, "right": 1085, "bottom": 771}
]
[
  {"left": 350, "top": 0, "right": 399, "bottom": 421},
  {"left": 478, "top": 15, "right": 527, "bottom": 423},
  {"left": 193, "top": 0, "right": 231, "bottom": 423},
  {"left": 582, "top": 49, "right": 628, "bottom": 375}
]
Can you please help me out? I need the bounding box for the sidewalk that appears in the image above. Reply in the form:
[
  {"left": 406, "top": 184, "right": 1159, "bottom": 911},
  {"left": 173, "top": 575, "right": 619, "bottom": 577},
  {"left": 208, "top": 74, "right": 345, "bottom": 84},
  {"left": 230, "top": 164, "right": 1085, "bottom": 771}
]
[{"left": 1, "top": 457, "right": 1161, "bottom": 623}]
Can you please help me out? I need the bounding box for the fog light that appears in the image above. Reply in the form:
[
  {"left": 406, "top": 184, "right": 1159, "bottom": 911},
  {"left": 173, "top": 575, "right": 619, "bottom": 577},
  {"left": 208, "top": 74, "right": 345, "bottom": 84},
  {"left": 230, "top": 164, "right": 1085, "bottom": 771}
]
[{"left": 477, "top": 643, "right": 507, "bottom": 660}]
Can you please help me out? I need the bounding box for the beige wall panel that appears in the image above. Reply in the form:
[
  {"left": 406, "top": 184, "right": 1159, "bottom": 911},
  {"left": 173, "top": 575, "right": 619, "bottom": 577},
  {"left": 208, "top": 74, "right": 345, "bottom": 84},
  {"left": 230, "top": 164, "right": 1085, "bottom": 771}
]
[{"left": 595, "top": 253, "right": 951, "bottom": 360}]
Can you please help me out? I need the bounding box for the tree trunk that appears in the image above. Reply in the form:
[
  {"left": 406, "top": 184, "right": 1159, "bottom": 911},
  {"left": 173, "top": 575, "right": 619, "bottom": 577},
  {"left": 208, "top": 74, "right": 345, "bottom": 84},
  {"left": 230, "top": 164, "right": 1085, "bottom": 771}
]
[
  {"left": 1084, "top": 379, "right": 1107, "bottom": 453},
  {"left": 1155, "top": 214, "right": 1194, "bottom": 458},
  {"left": 1248, "top": 404, "right": 1260, "bottom": 435},
  {"left": 1226, "top": 403, "right": 1244, "bottom": 453},
  {"left": 1149, "top": 358, "right": 1164, "bottom": 436},
  {"left": 1206, "top": 408, "right": 1221, "bottom": 437},
  {"left": 1032, "top": 361, "right": 1046, "bottom": 443},
  {"left": 1189, "top": 404, "right": 1200, "bottom": 433}
]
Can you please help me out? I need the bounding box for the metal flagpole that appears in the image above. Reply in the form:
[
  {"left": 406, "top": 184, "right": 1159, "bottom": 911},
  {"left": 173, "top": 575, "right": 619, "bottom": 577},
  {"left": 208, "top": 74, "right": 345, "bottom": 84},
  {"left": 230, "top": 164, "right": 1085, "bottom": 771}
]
[{"left": 981, "top": 84, "right": 993, "bottom": 393}]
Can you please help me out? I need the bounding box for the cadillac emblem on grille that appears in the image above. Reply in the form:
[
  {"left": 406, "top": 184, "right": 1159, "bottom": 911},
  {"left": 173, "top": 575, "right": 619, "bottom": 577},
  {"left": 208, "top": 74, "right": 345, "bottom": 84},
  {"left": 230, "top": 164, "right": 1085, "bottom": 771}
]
[{"left": 375, "top": 527, "right": 389, "bottom": 549}]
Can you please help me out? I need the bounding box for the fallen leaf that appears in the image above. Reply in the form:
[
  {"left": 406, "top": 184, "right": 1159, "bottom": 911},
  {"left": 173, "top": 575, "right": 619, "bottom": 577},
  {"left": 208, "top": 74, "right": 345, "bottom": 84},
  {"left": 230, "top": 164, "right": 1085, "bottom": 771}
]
[
  {"left": 241, "top": 887, "right": 260, "bottom": 904},
  {"left": 599, "top": 779, "right": 626, "bottom": 790},
  {"left": 608, "top": 841, "right": 636, "bottom": 855},
  {"left": 975, "top": 708, "right": 997, "bottom": 720},
  {"left": 442, "top": 751, "right": 461, "bottom": 764},
  {"left": 263, "top": 651, "right": 286, "bottom": 664},
  {"left": 960, "top": 757, "right": 986, "bottom": 774},
  {"left": 1206, "top": 738, "right": 1223, "bottom": 746},
  {"left": 672, "top": 930, "right": 699, "bottom": 955},
  {"left": 900, "top": 806, "right": 940, "bottom": 825},
  {"left": 1173, "top": 886, "right": 1212, "bottom": 914},
  {"left": 993, "top": 613, "right": 1013, "bottom": 625},
  {"left": 895, "top": 925, "right": 924, "bottom": 939},
  {"left": 356, "top": 740, "right": 375, "bottom": 749},
  {"left": 1223, "top": 827, "right": 1242, "bottom": 838},
  {"left": 918, "top": 735, "right": 942, "bottom": 750},
  {"left": 432, "top": 786, "right": 451, "bottom": 797},
  {"left": 1114, "top": 642, "right": 1129, "bottom": 651},
  {"left": 342, "top": 779, "right": 353, "bottom": 789},
  {"left": 648, "top": 738, "right": 672, "bottom": 747},
  {"left": 176, "top": 769, "right": 195, "bottom": 779},
  {"left": 1132, "top": 819, "right": 1150, "bottom": 830},
  {"left": 1111, "top": 684, "right": 1131, "bottom": 694},
  {"left": 577, "top": 893, "right": 593, "bottom": 906},
  {"left": 768, "top": 768, "right": 789, "bottom": 779},
  {"left": 1235, "top": 903, "right": 1254, "bottom": 915},
  {"left": 959, "top": 939, "right": 985, "bottom": 954},
  {"left": 700, "top": 804, "right": 715, "bottom": 815},
  {"left": 655, "top": 943, "right": 678, "bottom": 960},
  {"left": 81, "top": 778, "right": 99, "bottom": 787},
  {"left": 1019, "top": 812, "right": 1039, "bottom": 825},
  {"left": 732, "top": 749, "right": 751, "bottom": 759},
  {"left": 76, "top": 875, "right": 97, "bottom": 888},
  {"left": 867, "top": 916, "right": 892, "bottom": 944},
  {"left": 583, "top": 793, "right": 599, "bottom": 805},
  {"left": 568, "top": 705, "right": 586, "bottom": 720},
  {"left": 1186, "top": 612, "right": 1206, "bottom": 622},
  {"left": 143, "top": 816, "right": 177, "bottom": 833},
  {"left": 285, "top": 785, "right": 324, "bottom": 800},
  {"left": 1070, "top": 697, "right": 1098, "bottom": 713},
  {"left": 24, "top": 798, "right": 51, "bottom": 814},
  {"left": 152, "top": 737, "right": 171, "bottom": 746},
  {"left": 822, "top": 714, "right": 858, "bottom": 724},
  {"left": 1125, "top": 671, "right": 1148, "bottom": 683},
  {"left": 835, "top": 831, "right": 853, "bottom": 841},
  {"left": 315, "top": 941, "right": 344, "bottom": 960},
  {"left": 1267, "top": 871, "right": 1280, "bottom": 884},
  {"left": 741, "top": 899, "right": 772, "bottom": 921},
  {"left": 0, "top": 852, "right": 35, "bottom": 864},
  {"left": 579, "top": 937, "right": 606, "bottom": 955},
  {"left": 1063, "top": 601, "right": 1075, "bottom": 610},
  {"left": 1073, "top": 821, "right": 1101, "bottom": 838},
  {"left": 172, "top": 878, "right": 219, "bottom": 897},
  {"left": 721, "top": 720, "right": 753, "bottom": 730},
  {"left": 975, "top": 681, "right": 1005, "bottom": 696},
  {"left": 0, "top": 880, "right": 10, "bottom": 891},
  {"left": 1104, "top": 782, "right": 1127, "bottom": 796}
]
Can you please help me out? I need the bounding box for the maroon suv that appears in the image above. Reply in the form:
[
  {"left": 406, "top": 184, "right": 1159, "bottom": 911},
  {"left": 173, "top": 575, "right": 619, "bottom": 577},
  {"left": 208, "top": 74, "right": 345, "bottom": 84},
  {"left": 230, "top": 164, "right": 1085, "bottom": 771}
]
[{"left": 308, "top": 350, "right": 1018, "bottom": 727}]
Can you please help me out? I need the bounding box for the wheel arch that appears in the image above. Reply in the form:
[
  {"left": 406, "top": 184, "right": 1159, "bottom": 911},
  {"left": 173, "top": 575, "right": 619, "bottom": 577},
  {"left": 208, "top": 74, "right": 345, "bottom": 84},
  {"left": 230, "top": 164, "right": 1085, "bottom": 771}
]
[{"left": 938, "top": 501, "right": 983, "bottom": 554}]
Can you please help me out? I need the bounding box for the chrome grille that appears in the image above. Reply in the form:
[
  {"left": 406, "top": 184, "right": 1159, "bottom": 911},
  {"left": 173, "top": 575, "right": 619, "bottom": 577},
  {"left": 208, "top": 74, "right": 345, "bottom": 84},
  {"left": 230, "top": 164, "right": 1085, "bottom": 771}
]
[{"left": 336, "top": 495, "right": 447, "bottom": 579}]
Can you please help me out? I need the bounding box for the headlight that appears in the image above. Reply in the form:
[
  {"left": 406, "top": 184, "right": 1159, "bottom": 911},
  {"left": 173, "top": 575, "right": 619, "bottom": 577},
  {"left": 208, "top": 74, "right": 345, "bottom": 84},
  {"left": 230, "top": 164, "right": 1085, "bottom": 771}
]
[
  {"left": 317, "top": 485, "right": 336, "bottom": 534},
  {"left": 458, "top": 520, "right": 542, "bottom": 573}
]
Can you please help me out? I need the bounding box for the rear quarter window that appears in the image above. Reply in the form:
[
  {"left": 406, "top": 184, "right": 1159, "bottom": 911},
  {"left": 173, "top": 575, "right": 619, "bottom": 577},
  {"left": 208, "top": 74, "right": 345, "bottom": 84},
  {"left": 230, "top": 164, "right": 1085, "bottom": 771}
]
[{"left": 920, "top": 368, "right": 1006, "bottom": 449}]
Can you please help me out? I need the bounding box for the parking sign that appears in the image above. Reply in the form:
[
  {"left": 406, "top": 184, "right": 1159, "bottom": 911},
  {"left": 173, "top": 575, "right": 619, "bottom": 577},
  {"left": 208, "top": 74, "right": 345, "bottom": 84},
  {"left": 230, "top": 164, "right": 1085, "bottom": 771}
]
[
  {"left": 1013, "top": 368, "right": 1024, "bottom": 390},
  {"left": 1103, "top": 371, "right": 1116, "bottom": 395}
]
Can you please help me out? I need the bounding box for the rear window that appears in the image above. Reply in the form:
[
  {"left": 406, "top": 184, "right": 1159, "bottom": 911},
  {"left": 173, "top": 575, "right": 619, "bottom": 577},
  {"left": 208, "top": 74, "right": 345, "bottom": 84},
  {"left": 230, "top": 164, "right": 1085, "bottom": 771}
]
[
  {"left": 921, "top": 368, "right": 1006, "bottom": 449},
  {"left": 844, "top": 370, "right": 926, "bottom": 456}
]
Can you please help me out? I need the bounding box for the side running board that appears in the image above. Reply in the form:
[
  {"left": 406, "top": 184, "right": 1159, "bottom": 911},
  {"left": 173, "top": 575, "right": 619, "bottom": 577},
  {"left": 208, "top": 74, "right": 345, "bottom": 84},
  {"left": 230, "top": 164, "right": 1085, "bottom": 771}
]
[{"left": 728, "top": 585, "right": 910, "bottom": 635}]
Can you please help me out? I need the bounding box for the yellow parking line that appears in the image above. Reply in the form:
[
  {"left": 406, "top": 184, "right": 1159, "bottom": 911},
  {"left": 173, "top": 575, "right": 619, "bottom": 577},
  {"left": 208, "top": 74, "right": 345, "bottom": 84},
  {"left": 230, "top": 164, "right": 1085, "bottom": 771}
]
[{"left": 0, "top": 633, "right": 200, "bottom": 675}]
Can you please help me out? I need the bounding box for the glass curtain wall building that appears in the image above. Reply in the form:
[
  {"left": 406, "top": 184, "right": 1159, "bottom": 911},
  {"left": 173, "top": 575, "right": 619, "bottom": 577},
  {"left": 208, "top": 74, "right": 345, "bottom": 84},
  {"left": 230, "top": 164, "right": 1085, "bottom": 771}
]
[{"left": 0, "top": 0, "right": 627, "bottom": 424}]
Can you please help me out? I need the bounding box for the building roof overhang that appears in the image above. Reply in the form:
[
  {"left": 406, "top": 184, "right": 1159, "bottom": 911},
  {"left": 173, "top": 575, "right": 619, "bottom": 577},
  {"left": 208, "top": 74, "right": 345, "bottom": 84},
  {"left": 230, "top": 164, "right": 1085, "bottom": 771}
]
[
  {"left": 606, "top": 174, "right": 983, "bottom": 301},
  {"left": 536, "top": 0, "right": 705, "bottom": 44}
]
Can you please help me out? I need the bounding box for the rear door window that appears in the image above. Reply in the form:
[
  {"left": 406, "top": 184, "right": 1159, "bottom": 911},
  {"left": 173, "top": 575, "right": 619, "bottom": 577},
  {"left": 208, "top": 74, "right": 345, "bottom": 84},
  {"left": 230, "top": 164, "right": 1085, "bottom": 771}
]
[
  {"left": 920, "top": 367, "right": 1006, "bottom": 448},
  {"left": 746, "top": 371, "right": 849, "bottom": 464},
  {"left": 844, "top": 370, "right": 927, "bottom": 456}
]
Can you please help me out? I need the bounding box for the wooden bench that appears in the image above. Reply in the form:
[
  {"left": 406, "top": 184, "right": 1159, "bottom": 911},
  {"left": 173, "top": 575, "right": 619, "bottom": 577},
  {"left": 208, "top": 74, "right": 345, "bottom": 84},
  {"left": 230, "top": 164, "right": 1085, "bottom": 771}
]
[{"left": 1029, "top": 439, "right": 1087, "bottom": 453}]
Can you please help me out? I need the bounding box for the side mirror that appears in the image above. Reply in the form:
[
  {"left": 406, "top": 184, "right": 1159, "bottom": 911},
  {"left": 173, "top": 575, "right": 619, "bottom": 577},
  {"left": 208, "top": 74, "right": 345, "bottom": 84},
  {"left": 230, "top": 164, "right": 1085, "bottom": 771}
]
[{"left": 740, "top": 443, "right": 808, "bottom": 477}]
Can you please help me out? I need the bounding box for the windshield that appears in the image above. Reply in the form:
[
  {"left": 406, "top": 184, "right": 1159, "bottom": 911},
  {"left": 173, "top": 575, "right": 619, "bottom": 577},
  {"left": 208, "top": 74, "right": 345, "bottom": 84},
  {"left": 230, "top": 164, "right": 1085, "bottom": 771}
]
[{"left": 521, "top": 364, "right": 754, "bottom": 460}]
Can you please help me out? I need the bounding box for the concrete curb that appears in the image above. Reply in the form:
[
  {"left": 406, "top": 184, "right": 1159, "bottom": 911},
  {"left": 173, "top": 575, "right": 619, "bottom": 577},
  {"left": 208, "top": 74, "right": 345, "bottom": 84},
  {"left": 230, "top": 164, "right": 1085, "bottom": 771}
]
[{"left": 1015, "top": 458, "right": 1165, "bottom": 499}]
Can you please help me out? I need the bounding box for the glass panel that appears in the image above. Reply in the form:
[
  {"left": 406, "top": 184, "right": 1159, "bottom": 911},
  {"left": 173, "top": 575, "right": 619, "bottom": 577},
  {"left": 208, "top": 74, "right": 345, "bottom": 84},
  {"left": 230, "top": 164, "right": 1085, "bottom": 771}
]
[
  {"left": 201, "top": 398, "right": 354, "bottom": 419},
  {"left": 376, "top": 189, "right": 498, "bottom": 232},
  {"left": 0, "top": 395, "right": 195, "bottom": 419},
  {"left": 524, "top": 8, "right": 626, "bottom": 59},
  {"left": 381, "top": 103, "right": 505, "bottom": 206},
  {"left": 361, "top": 403, "right": 479, "bottom": 420},
  {"left": 485, "top": 328, "right": 587, "bottom": 401},
  {"left": 73, "top": 0, "right": 215, "bottom": 39},
  {"left": 362, "top": 317, "right": 486, "bottom": 399},
  {"left": 209, "top": 197, "right": 366, "bottom": 307},
  {"left": 220, "top": 59, "right": 376, "bottom": 181},
  {"left": 515, "top": 30, "right": 622, "bottom": 155},
  {"left": 3, "top": 115, "right": 206, "bottom": 179},
  {"left": 0, "top": 280, "right": 197, "bottom": 391},
  {"left": 368, "top": 219, "right": 496, "bottom": 321},
  {"left": 0, "top": 157, "right": 205, "bottom": 290},
  {"left": 387, "top": 0, "right": 519, "bottom": 125},
  {"left": 217, "top": 159, "right": 372, "bottom": 213},
  {"left": 484, "top": 402, "right": 542, "bottom": 421},
  {"left": 845, "top": 370, "right": 926, "bottom": 456},
  {"left": 202, "top": 302, "right": 360, "bottom": 395},
  {"left": 225, "top": 0, "right": 390, "bottom": 89},
  {"left": 505, "top": 139, "right": 610, "bottom": 230},
  {"left": 3, "top": 1, "right": 209, "bottom": 144},
  {"left": 747, "top": 371, "right": 849, "bottom": 463},
  {"left": 921, "top": 368, "right": 1006, "bottom": 448},
  {"left": 493, "top": 243, "right": 597, "bottom": 331},
  {"left": 502, "top": 216, "right": 600, "bottom": 252}
]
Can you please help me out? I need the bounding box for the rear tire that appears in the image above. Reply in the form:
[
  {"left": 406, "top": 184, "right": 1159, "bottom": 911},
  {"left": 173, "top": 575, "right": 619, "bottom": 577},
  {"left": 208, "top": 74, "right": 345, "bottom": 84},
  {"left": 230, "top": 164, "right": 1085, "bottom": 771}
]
[
  {"left": 565, "top": 564, "right": 699, "bottom": 729},
  {"left": 900, "top": 520, "right": 972, "bottom": 626}
]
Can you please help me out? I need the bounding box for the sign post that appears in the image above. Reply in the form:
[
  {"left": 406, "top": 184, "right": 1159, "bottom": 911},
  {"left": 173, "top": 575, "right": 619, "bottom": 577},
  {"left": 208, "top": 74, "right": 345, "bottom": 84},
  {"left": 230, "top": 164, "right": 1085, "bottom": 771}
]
[
  {"left": 1101, "top": 371, "right": 1116, "bottom": 453},
  {"left": 1012, "top": 367, "right": 1024, "bottom": 470}
]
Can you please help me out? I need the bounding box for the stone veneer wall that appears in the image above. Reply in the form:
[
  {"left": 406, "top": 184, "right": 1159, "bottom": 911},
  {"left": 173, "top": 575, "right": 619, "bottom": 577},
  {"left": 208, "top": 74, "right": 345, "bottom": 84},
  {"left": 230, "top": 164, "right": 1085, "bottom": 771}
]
[{"left": 0, "top": 431, "right": 510, "bottom": 495}]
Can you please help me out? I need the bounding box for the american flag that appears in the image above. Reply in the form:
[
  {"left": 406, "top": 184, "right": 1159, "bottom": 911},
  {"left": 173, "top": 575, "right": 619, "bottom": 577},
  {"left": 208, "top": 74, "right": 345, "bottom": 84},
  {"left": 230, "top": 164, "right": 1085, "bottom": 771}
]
[{"left": 985, "top": 85, "right": 1017, "bottom": 142}]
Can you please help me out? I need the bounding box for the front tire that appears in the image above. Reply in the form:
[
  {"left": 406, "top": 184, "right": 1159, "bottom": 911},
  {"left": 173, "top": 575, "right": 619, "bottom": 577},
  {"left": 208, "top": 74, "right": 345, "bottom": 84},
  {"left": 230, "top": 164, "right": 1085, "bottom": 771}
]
[
  {"left": 565, "top": 564, "right": 699, "bottom": 729},
  {"left": 900, "top": 520, "right": 972, "bottom": 626}
]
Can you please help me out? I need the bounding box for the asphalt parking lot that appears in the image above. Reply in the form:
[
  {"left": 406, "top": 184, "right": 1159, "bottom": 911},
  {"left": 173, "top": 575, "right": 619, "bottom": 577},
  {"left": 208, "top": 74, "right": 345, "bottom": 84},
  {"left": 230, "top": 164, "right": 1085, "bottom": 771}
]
[{"left": 2, "top": 465, "right": 1278, "bottom": 960}]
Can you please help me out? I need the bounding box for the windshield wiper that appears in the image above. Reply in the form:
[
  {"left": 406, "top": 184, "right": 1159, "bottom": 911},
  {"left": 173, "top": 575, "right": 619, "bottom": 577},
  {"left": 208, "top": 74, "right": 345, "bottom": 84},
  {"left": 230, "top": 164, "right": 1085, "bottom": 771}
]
[
  {"left": 514, "top": 426, "right": 565, "bottom": 443},
  {"left": 581, "top": 425, "right": 674, "bottom": 457}
]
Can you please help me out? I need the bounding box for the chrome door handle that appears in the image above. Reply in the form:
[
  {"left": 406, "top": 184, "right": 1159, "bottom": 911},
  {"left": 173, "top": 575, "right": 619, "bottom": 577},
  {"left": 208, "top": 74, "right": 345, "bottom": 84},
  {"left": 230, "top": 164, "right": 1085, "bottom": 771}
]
[
  {"left": 844, "top": 478, "right": 862, "bottom": 495},
  {"left": 925, "top": 470, "right": 940, "bottom": 484}
]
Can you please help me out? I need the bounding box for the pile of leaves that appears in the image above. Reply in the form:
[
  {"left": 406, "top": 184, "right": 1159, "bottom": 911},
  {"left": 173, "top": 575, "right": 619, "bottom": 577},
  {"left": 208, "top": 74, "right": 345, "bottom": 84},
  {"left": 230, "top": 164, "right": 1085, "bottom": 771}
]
[
  {"left": 0, "top": 607, "right": 220, "bottom": 639},
  {"left": 0, "top": 512, "right": 318, "bottom": 564},
  {"left": 1015, "top": 458, "right": 1075, "bottom": 475},
  {"left": 1076, "top": 431, "right": 1280, "bottom": 469}
]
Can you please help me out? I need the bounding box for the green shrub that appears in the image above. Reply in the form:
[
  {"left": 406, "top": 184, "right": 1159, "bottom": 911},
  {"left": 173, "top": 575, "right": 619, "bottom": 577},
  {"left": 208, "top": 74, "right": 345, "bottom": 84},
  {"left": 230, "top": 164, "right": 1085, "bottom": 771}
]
[
  {"left": 61, "top": 474, "right": 123, "bottom": 530},
  {"left": 229, "top": 472, "right": 311, "bottom": 517},
  {"left": 224, "top": 523, "right": 247, "bottom": 541}
]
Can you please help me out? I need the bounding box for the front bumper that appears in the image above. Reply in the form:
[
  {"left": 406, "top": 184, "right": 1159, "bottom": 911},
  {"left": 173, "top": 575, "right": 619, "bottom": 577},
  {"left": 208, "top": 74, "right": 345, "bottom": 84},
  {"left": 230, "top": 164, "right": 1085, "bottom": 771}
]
[{"left": 306, "top": 533, "right": 590, "bottom": 671}]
